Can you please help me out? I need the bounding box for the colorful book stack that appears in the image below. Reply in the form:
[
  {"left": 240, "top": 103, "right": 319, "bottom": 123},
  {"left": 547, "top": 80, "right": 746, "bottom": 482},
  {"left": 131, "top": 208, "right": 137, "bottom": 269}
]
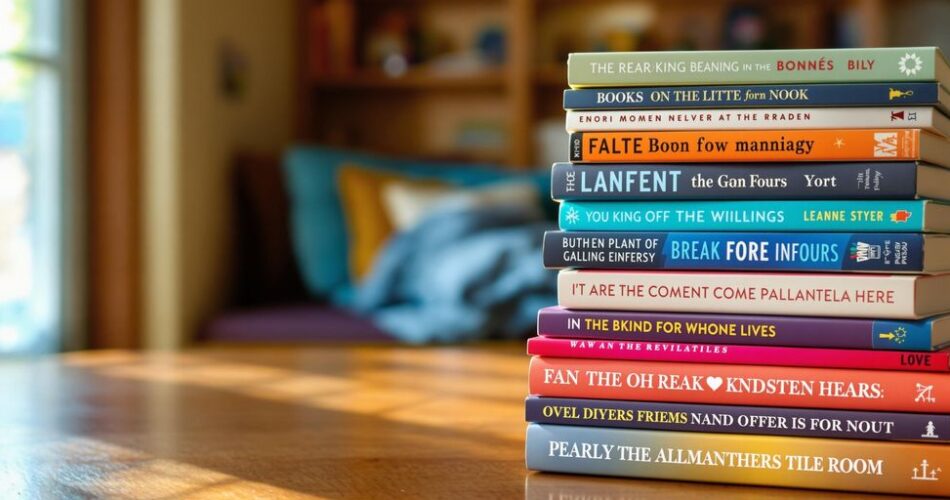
[{"left": 526, "top": 47, "right": 950, "bottom": 496}]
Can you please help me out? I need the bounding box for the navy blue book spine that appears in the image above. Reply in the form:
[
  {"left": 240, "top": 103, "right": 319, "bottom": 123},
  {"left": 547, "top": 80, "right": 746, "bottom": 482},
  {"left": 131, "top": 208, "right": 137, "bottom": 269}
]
[
  {"left": 542, "top": 231, "right": 924, "bottom": 272},
  {"left": 525, "top": 397, "right": 950, "bottom": 443},
  {"left": 550, "top": 162, "right": 919, "bottom": 201},
  {"left": 563, "top": 82, "right": 941, "bottom": 109}
]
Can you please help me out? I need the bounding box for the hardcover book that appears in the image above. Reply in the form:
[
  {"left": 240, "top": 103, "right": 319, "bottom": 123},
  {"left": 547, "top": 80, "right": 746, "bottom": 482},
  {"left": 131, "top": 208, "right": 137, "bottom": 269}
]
[
  {"left": 566, "top": 107, "right": 950, "bottom": 135},
  {"left": 558, "top": 200, "right": 950, "bottom": 232},
  {"left": 528, "top": 356, "right": 950, "bottom": 412},
  {"left": 569, "top": 129, "right": 950, "bottom": 165},
  {"left": 562, "top": 82, "right": 950, "bottom": 113},
  {"left": 526, "top": 424, "right": 950, "bottom": 496},
  {"left": 542, "top": 231, "right": 950, "bottom": 273},
  {"left": 550, "top": 162, "right": 950, "bottom": 201},
  {"left": 567, "top": 47, "right": 950, "bottom": 87},
  {"left": 525, "top": 397, "right": 950, "bottom": 443},
  {"left": 557, "top": 269, "right": 950, "bottom": 319},
  {"left": 526, "top": 336, "right": 950, "bottom": 372},
  {"left": 537, "top": 307, "right": 950, "bottom": 351}
]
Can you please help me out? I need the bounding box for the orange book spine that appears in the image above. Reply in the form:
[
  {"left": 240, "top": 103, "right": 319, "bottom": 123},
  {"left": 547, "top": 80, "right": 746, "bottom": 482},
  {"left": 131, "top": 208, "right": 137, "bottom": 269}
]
[
  {"left": 569, "top": 129, "right": 920, "bottom": 163},
  {"left": 529, "top": 357, "right": 950, "bottom": 413}
]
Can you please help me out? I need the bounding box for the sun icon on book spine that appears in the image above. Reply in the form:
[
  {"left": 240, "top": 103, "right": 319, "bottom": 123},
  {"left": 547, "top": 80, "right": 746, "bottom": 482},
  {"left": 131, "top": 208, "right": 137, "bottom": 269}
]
[{"left": 899, "top": 53, "right": 924, "bottom": 76}]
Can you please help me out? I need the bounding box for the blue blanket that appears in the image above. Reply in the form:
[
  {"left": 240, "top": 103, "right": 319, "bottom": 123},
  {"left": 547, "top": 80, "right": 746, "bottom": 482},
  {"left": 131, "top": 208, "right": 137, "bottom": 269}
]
[{"left": 353, "top": 206, "right": 557, "bottom": 343}]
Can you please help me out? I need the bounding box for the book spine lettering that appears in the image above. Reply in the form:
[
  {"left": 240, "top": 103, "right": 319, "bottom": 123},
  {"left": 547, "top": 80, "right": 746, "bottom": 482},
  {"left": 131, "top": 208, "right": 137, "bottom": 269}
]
[
  {"left": 526, "top": 424, "right": 950, "bottom": 496},
  {"left": 558, "top": 200, "right": 928, "bottom": 232},
  {"left": 550, "top": 162, "right": 920, "bottom": 201},
  {"left": 566, "top": 107, "right": 937, "bottom": 132},
  {"left": 567, "top": 47, "right": 940, "bottom": 86},
  {"left": 525, "top": 397, "right": 950, "bottom": 443},
  {"left": 536, "top": 308, "right": 939, "bottom": 351},
  {"left": 527, "top": 337, "right": 950, "bottom": 372},
  {"left": 528, "top": 356, "right": 950, "bottom": 412},
  {"left": 562, "top": 83, "right": 942, "bottom": 110},
  {"left": 543, "top": 231, "right": 925, "bottom": 272},
  {"left": 558, "top": 270, "right": 922, "bottom": 319},
  {"left": 569, "top": 130, "right": 921, "bottom": 163}
]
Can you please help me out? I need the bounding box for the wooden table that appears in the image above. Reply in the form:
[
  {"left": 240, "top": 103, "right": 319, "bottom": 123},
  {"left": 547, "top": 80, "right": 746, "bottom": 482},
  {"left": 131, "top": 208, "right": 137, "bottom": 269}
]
[{"left": 3, "top": 344, "right": 880, "bottom": 498}]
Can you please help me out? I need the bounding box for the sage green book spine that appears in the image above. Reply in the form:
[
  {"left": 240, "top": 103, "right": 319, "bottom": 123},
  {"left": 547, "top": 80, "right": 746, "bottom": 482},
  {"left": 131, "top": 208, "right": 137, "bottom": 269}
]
[{"left": 568, "top": 47, "right": 945, "bottom": 87}]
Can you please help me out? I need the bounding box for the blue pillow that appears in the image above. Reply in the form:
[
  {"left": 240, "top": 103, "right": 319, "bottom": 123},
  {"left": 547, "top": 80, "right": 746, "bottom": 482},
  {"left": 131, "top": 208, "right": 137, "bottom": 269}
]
[{"left": 282, "top": 145, "right": 551, "bottom": 304}]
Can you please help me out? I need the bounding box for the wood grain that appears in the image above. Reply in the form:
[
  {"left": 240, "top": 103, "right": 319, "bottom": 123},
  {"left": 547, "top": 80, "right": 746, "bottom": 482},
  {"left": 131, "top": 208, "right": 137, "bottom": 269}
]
[{"left": 0, "top": 344, "right": 887, "bottom": 498}]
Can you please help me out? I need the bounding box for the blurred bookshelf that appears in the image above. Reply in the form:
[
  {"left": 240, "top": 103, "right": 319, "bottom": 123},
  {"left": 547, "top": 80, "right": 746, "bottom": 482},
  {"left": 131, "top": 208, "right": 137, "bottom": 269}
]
[
  {"left": 311, "top": 69, "right": 507, "bottom": 90},
  {"left": 295, "top": 0, "right": 886, "bottom": 168}
]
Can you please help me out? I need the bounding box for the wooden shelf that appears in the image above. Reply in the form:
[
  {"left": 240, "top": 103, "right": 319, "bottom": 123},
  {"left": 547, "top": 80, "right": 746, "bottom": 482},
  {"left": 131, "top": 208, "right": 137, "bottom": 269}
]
[
  {"left": 311, "top": 69, "right": 506, "bottom": 90},
  {"left": 534, "top": 66, "right": 567, "bottom": 86},
  {"left": 297, "top": 0, "right": 888, "bottom": 167}
]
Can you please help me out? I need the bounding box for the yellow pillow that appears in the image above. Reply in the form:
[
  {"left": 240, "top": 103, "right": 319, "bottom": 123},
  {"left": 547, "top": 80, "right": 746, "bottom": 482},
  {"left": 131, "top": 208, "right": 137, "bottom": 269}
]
[{"left": 336, "top": 165, "right": 443, "bottom": 281}]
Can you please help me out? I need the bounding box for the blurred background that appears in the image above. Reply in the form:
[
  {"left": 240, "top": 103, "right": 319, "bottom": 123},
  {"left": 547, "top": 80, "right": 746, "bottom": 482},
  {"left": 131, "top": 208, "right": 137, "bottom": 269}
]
[{"left": 1, "top": 0, "right": 948, "bottom": 353}]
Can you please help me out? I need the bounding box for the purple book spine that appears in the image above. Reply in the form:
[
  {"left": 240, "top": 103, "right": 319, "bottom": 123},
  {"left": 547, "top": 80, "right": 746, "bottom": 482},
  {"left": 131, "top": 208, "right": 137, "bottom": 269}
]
[
  {"left": 537, "top": 307, "right": 935, "bottom": 350},
  {"left": 525, "top": 397, "right": 950, "bottom": 443}
]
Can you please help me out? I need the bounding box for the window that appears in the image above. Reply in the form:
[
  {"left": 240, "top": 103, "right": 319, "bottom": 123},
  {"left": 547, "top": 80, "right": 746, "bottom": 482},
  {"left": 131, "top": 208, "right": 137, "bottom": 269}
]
[{"left": 0, "top": 0, "right": 67, "bottom": 353}]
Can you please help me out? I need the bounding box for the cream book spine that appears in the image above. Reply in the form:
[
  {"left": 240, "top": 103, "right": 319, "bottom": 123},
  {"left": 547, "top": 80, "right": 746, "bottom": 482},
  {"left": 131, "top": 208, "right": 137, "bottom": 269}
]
[
  {"left": 566, "top": 107, "right": 949, "bottom": 135},
  {"left": 557, "top": 270, "right": 941, "bottom": 319}
]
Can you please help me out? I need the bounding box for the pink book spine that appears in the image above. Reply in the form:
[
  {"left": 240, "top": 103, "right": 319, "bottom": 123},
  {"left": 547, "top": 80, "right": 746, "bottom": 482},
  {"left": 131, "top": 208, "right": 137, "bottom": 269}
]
[{"left": 526, "top": 337, "right": 950, "bottom": 372}]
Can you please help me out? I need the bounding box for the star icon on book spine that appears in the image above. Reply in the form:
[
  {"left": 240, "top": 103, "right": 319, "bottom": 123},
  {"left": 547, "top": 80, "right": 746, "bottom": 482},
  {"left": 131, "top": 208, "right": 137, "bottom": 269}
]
[
  {"left": 833, "top": 138, "right": 846, "bottom": 148},
  {"left": 564, "top": 207, "right": 580, "bottom": 225}
]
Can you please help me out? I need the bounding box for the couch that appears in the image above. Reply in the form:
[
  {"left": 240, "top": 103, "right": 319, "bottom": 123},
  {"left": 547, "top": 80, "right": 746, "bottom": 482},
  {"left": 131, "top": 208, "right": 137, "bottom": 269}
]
[{"left": 203, "top": 147, "right": 551, "bottom": 343}]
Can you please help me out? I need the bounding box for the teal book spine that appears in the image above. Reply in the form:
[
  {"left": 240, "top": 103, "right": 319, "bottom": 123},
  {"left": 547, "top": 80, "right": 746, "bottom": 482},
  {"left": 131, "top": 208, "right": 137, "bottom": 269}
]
[
  {"left": 568, "top": 47, "right": 947, "bottom": 87},
  {"left": 559, "top": 200, "right": 927, "bottom": 232}
]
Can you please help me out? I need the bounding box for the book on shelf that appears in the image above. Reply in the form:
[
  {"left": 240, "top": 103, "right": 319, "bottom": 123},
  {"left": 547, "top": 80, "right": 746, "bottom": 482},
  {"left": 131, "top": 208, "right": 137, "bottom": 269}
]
[
  {"left": 526, "top": 424, "right": 950, "bottom": 496},
  {"left": 557, "top": 269, "right": 950, "bottom": 319},
  {"left": 550, "top": 162, "right": 950, "bottom": 201},
  {"left": 558, "top": 200, "right": 950, "bottom": 233},
  {"left": 527, "top": 336, "right": 950, "bottom": 372},
  {"left": 525, "top": 397, "right": 950, "bottom": 443},
  {"left": 562, "top": 82, "right": 950, "bottom": 113},
  {"left": 566, "top": 107, "right": 950, "bottom": 136},
  {"left": 567, "top": 47, "right": 950, "bottom": 87},
  {"left": 537, "top": 307, "right": 950, "bottom": 351},
  {"left": 569, "top": 129, "right": 950, "bottom": 165},
  {"left": 542, "top": 231, "right": 950, "bottom": 273}
]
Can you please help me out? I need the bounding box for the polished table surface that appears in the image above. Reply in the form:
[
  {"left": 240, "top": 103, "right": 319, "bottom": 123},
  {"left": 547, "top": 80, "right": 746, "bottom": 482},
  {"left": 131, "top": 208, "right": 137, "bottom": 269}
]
[{"left": 5, "top": 344, "right": 885, "bottom": 498}]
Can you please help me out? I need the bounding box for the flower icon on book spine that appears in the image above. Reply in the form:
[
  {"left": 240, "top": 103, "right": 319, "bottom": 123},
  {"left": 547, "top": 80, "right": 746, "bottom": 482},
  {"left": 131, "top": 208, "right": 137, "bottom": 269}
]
[
  {"left": 899, "top": 53, "right": 923, "bottom": 76},
  {"left": 564, "top": 207, "right": 580, "bottom": 225}
]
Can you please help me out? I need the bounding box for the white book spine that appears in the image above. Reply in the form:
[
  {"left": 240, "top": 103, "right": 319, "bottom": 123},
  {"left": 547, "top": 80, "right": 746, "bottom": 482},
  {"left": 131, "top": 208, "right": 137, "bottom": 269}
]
[
  {"left": 558, "top": 270, "right": 920, "bottom": 319},
  {"left": 565, "top": 107, "right": 939, "bottom": 133}
]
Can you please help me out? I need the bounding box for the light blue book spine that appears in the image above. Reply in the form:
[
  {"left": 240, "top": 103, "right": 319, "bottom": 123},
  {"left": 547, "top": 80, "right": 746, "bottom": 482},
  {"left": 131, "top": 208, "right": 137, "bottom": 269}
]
[{"left": 558, "top": 200, "right": 927, "bottom": 232}]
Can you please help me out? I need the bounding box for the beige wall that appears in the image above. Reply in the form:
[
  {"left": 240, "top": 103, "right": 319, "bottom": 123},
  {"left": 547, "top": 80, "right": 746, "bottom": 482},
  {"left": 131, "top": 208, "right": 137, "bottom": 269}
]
[{"left": 142, "top": 0, "right": 296, "bottom": 348}]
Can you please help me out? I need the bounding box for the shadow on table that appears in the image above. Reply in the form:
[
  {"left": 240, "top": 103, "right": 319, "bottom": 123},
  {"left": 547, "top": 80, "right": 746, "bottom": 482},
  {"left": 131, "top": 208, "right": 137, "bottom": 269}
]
[{"left": 3, "top": 346, "right": 529, "bottom": 498}]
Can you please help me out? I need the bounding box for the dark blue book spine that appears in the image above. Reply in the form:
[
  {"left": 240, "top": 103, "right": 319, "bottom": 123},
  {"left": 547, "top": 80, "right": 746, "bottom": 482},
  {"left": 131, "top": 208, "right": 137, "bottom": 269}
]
[
  {"left": 550, "top": 162, "right": 919, "bottom": 201},
  {"left": 563, "top": 82, "right": 941, "bottom": 109},
  {"left": 525, "top": 397, "right": 950, "bottom": 443},
  {"left": 542, "top": 231, "right": 925, "bottom": 272}
]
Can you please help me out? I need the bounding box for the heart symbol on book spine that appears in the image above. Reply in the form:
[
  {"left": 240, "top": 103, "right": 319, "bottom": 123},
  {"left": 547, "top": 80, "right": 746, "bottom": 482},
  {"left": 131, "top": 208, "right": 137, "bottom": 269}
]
[{"left": 706, "top": 376, "right": 723, "bottom": 391}]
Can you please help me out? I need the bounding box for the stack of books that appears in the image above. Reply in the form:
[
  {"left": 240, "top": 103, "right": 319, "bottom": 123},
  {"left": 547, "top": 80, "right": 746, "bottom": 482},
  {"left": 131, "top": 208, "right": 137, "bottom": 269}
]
[{"left": 526, "top": 47, "right": 950, "bottom": 496}]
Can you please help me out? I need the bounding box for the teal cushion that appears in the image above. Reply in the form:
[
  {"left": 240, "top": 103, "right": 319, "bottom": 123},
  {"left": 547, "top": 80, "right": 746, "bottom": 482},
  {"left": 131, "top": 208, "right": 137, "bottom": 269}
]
[{"left": 283, "top": 146, "right": 551, "bottom": 304}]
